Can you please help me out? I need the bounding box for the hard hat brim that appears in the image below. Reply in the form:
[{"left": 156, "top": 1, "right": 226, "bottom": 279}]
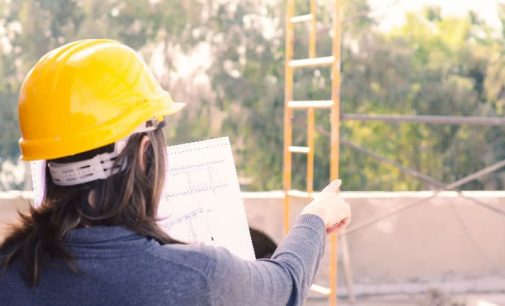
[{"left": 20, "top": 95, "right": 186, "bottom": 161}]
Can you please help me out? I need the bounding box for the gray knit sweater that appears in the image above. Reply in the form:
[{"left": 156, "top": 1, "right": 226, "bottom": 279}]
[{"left": 0, "top": 214, "right": 325, "bottom": 306}]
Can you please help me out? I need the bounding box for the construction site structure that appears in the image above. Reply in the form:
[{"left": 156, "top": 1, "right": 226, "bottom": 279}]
[
  {"left": 283, "top": 0, "right": 348, "bottom": 305},
  {"left": 282, "top": 1, "right": 505, "bottom": 305}
]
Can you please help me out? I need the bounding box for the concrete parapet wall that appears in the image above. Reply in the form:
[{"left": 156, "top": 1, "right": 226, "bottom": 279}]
[
  {"left": 1, "top": 191, "right": 504, "bottom": 294},
  {"left": 0, "top": 191, "right": 31, "bottom": 239},
  {"left": 242, "top": 191, "right": 505, "bottom": 294}
]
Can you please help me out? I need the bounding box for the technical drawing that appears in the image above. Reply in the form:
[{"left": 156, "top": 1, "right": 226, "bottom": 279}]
[{"left": 157, "top": 138, "right": 255, "bottom": 260}]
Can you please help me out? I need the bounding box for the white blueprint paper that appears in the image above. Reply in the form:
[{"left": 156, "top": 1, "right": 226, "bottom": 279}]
[
  {"left": 158, "top": 137, "right": 255, "bottom": 261},
  {"left": 31, "top": 160, "right": 46, "bottom": 207}
]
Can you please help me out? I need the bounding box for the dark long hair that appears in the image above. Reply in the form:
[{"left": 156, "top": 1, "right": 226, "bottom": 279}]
[{"left": 0, "top": 128, "right": 178, "bottom": 286}]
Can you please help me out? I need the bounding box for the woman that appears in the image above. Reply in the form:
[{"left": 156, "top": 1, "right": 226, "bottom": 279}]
[{"left": 0, "top": 39, "right": 351, "bottom": 306}]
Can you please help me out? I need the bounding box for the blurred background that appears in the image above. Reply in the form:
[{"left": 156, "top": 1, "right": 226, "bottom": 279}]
[
  {"left": 0, "top": 0, "right": 505, "bottom": 192},
  {"left": 0, "top": 0, "right": 504, "bottom": 305}
]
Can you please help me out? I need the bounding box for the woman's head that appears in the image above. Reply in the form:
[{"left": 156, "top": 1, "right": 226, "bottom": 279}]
[
  {"left": 16, "top": 38, "right": 185, "bottom": 232},
  {"left": 1, "top": 39, "right": 184, "bottom": 285},
  {"left": 16, "top": 38, "right": 187, "bottom": 231}
]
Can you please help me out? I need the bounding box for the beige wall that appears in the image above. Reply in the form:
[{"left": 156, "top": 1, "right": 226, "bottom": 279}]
[
  {"left": 242, "top": 191, "right": 505, "bottom": 294},
  {"left": 1, "top": 191, "right": 504, "bottom": 294},
  {"left": 0, "top": 191, "right": 31, "bottom": 240}
]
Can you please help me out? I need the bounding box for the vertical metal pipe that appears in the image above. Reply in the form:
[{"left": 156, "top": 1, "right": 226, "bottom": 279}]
[
  {"left": 283, "top": 0, "right": 295, "bottom": 234},
  {"left": 309, "top": 0, "right": 317, "bottom": 59},
  {"left": 329, "top": 0, "right": 342, "bottom": 305},
  {"left": 307, "top": 108, "right": 315, "bottom": 194},
  {"left": 307, "top": 0, "right": 317, "bottom": 195}
]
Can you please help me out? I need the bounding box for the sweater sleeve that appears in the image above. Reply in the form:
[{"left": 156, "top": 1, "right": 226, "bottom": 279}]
[{"left": 207, "top": 214, "right": 326, "bottom": 306}]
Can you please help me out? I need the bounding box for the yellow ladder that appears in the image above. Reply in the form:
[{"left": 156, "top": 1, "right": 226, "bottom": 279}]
[{"left": 283, "top": 0, "right": 344, "bottom": 305}]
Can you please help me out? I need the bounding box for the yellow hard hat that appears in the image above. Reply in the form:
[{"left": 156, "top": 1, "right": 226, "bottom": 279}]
[{"left": 18, "top": 39, "right": 185, "bottom": 161}]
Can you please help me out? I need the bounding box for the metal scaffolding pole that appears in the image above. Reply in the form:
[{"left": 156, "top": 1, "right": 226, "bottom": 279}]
[
  {"left": 283, "top": 0, "right": 347, "bottom": 305},
  {"left": 341, "top": 114, "right": 505, "bottom": 126},
  {"left": 329, "top": 1, "right": 343, "bottom": 305}
]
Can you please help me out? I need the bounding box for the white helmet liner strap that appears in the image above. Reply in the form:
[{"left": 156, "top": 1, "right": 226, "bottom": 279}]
[{"left": 48, "top": 119, "right": 160, "bottom": 186}]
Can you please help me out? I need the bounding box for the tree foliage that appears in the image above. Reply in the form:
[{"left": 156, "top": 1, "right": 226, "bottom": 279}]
[{"left": 0, "top": 0, "right": 504, "bottom": 191}]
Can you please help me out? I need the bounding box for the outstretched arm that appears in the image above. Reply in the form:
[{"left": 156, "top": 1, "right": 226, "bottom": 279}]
[{"left": 208, "top": 214, "right": 325, "bottom": 306}]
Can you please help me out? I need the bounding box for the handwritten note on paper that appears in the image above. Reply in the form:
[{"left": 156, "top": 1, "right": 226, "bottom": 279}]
[{"left": 157, "top": 137, "right": 256, "bottom": 261}]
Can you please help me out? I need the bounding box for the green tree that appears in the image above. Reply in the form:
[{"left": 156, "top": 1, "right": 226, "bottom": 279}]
[{"left": 1, "top": 0, "right": 505, "bottom": 191}]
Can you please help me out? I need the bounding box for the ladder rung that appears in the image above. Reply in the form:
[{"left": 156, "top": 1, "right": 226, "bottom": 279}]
[
  {"left": 286, "top": 190, "right": 313, "bottom": 198},
  {"left": 289, "top": 56, "right": 334, "bottom": 68},
  {"left": 288, "top": 146, "right": 310, "bottom": 154},
  {"left": 288, "top": 100, "right": 334, "bottom": 109},
  {"left": 310, "top": 284, "right": 331, "bottom": 295},
  {"left": 290, "top": 14, "right": 313, "bottom": 23}
]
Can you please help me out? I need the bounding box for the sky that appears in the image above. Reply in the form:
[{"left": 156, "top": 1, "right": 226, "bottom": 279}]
[{"left": 368, "top": 0, "right": 504, "bottom": 31}]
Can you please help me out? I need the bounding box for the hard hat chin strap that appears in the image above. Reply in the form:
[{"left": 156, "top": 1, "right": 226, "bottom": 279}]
[{"left": 48, "top": 119, "right": 163, "bottom": 186}]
